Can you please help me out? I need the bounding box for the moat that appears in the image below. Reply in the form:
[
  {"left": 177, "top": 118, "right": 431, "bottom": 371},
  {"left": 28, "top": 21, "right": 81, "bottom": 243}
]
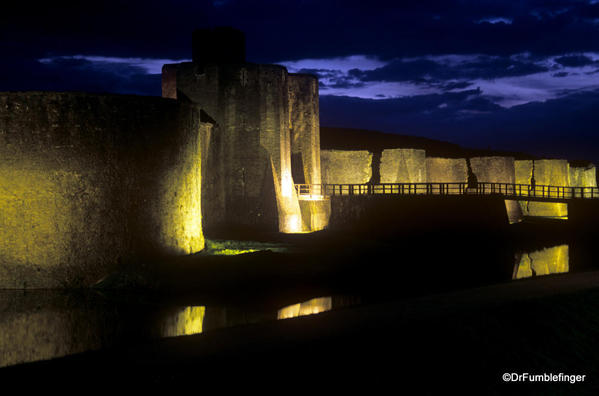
[{"left": 3, "top": 217, "right": 598, "bottom": 378}]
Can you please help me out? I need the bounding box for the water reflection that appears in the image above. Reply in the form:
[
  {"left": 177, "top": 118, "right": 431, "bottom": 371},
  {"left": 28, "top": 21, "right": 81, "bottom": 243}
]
[
  {"left": 277, "top": 297, "right": 333, "bottom": 319},
  {"left": 0, "top": 240, "right": 579, "bottom": 370},
  {"left": 160, "top": 306, "right": 205, "bottom": 337},
  {"left": 513, "top": 245, "right": 569, "bottom": 279},
  {"left": 0, "top": 291, "right": 359, "bottom": 368},
  {"left": 0, "top": 291, "right": 122, "bottom": 368}
]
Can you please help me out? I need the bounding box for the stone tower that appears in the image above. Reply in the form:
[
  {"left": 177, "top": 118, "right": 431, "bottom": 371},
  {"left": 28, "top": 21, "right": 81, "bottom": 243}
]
[{"left": 162, "top": 27, "right": 327, "bottom": 232}]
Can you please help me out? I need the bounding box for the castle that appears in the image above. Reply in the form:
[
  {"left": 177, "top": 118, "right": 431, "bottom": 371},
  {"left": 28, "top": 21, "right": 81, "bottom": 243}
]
[
  {"left": 0, "top": 28, "right": 597, "bottom": 289},
  {"left": 161, "top": 27, "right": 330, "bottom": 234},
  {"left": 0, "top": 27, "right": 329, "bottom": 288}
]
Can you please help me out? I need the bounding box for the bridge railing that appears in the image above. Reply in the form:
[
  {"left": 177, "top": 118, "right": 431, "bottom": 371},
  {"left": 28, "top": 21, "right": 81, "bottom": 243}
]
[{"left": 295, "top": 183, "right": 599, "bottom": 200}]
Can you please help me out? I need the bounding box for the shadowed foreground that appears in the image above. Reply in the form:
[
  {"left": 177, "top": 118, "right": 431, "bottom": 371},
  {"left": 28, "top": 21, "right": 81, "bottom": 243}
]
[{"left": 4, "top": 270, "right": 599, "bottom": 394}]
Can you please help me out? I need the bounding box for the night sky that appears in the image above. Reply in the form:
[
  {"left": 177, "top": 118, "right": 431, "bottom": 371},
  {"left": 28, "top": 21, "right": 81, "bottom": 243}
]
[{"left": 3, "top": 1, "right": 599, "bottom": 162}]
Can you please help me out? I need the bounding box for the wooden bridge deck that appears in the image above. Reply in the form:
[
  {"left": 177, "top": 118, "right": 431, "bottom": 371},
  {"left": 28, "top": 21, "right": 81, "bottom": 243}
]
[{"left": 295, "top": 183, "right": 599, "bottom": 203}]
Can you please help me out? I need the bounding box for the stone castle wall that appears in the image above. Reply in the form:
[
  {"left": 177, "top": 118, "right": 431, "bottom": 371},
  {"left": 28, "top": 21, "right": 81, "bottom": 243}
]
[
  {"left": 515, "top": 159, "right": 569, "bottom": 218},
  {"left": 0, "top": 92, "right": 205, "bottom": 288},
  {"left": 380, "top": 149, "right": 426, "bottom": 183},
  {"left": 470, "top": 156, "right": 515, "bottom": 184},
  {"left": 323, "top": 150, "right": 597, "bottom": 221},
  {"left": 470, "top": 156, "right": 522, "bottom": 223},
  {"left": 570, "top": 164, "right": 597, "bottom": 198},
  {"left": 288, "top": 74, "right": 321, "bottom": 186},
  {"left": 170, "top": 62, "right": 308, "bottom": 232},
  {"left": 321, "top": 150, "right": 373, "bottom": 184},
  {"left": 426, "top": 157, "right": 468, "bottom": 183}
]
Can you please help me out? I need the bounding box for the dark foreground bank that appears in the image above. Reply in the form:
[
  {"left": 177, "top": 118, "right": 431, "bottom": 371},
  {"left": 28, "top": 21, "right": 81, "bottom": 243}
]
[{"left": 4, "top": 270, "right": 599, "bottom": 394}]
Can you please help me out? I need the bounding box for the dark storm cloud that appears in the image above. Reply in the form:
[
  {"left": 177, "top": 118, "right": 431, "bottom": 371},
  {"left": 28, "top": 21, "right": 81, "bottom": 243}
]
[
  {"left": 441, "top": 81, "right": 474, "bottom": 91},
  {"left": 350, "top": 56, "right": 549, "bottom": 83},
  {"left": 296, "top": 68, "right": 343, "bottom": 79},
  {"left": 554, "top": 54, "right": 596, "bottom": 67},
  {"left": 0, "top": 55, "right": 161, "bottom": 96},
  {"left": 3, "top": 0, "right": 599, "bottom": 63},
  {"left": 325, "top": 78, "right": 365, "bottom": 89},
  {"left": 319, "top": 88, "right": 501, "bottom": 129},
  {"left": 320, "top": 88, "right": 599, "bottom": 162}
]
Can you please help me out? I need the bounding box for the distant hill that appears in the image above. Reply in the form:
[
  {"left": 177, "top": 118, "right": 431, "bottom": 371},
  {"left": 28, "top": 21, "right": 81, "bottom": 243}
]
[{"left": 320, "top": 126, "right": 537, "bottom": 160}]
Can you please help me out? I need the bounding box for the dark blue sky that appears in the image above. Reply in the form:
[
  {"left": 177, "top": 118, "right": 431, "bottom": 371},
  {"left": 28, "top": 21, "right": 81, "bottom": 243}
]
[{"left": 3, "top": 0, "right": 599, "bottom": 162}]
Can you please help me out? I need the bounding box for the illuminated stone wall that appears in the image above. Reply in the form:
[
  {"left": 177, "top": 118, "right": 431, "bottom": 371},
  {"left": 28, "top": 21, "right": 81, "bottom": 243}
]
[
  {"left": 0, "top": 92, "right": 205, "bottom": 288},
  {"left": 288, "top": 74, "right": 321, "bottom": 186},
  {"left": 570, "top": 164, "right": 597, "bottom": 198},
  {"left": 380, "top": 149, "right": 426, "bottom": 183},
  {"left": 470, "top": 156, "right": 522, "bottom": 223},
  {"left": 515, "top": 160, "right": 533, "bottom": 191},
  {"left": 171, "top": 62, "right": 302, "bottom": 232},
  {"left": 426, "top": 157, "right": 468, "bottom": 183},
  {"left": 470, "top": 156, "right": 514, "bottom": 184},
  {"left": 288, "top": 74, "right": 330, "bottom": 231},
  {"left": 321, "top": 150, "right": 373, "bottom": 184},
  {"left": 516, "top": 159, "right": 569, "bottom": 218},
  {"left": 535, "top": 159, "right": 570, "bottom": 190},
  {"left": 299, "top": 199, "right": 331, "bottom": 232},
  {"left": 515, "top": 159, "right": 534, "bottom": 216},
  {"left": 425, "top": 157, "right": 468, "bottom": 196}
]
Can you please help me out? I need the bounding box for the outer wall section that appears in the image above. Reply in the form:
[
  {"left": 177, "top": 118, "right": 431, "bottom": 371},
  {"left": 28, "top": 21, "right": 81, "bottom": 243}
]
[
  {"left": 321, "top": 150, "right": 373, "bottom": 185},
  {"left": 470, "top": 156, "right": 523, "bottom": 224},
  {"left": 515, "top": 159, "right": 569, "bottom": 218},
  {"left": 0, "top": 92, "right": 205, "bottom": 288},
  {"left": 380, "top": 149, "right": 426, "bottom": 183}
]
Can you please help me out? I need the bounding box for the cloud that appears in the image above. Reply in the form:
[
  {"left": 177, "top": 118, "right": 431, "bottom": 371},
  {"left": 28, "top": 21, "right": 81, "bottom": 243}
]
[
  {"left": 441, "top": 81, "right": 474, "bottom": 91},
  {"left": 320, "top": 88, "right": 599, "bottom": 162},
  {"left": 476, "top": 17, "right": 513, "bottom": 24},
  {"left": 554, "top": 54, "right": 596, "bottom": 67},
  {"left": 319, "top": 88, "right": 501, "bottom": 131},
  {"left": 280, "top": 51, "right": 599, "bottom": 109},
  {"left": 0, "top": 55, "right": 161, "bottom": 96},
  {"left": 39, "top": 55, "right": 190, "bottom": 75},
  {"left": 281, "top": 55, "right": 385, "bottom": 73},
  {"left": 3, "top": 0, "right": 599, "bottom": 65},
  {"left": 351, "top": 55, "right": 548, "bottom": 82}
]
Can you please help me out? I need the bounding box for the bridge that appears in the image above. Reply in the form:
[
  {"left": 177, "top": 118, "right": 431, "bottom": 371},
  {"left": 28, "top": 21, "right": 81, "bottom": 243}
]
[{"left": 295, "top": 182, "right": 599, "bottom": 203}]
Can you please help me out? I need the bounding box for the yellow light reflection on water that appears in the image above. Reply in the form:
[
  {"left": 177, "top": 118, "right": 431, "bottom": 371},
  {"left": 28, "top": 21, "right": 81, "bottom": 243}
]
[
  {"left": 212, "top": 248, "right": 259, "bottom": 256},
  {"left": 277, "top": 297, "right": 332, "bottom": 319},
  {"left": 160, "top": 306, "right": 206, "bottom": 337},
  {"left": 514, "top": 245, "right": 569, "bottom": 279}
]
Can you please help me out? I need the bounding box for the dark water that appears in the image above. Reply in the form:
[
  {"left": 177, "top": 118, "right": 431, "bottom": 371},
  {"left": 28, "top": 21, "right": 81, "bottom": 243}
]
[
  {"left": 0, "top": 237, "right": 592, "bottom": 369},
  {"left": 0, "top": 288, "right": 361, "bottom": 368}
]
